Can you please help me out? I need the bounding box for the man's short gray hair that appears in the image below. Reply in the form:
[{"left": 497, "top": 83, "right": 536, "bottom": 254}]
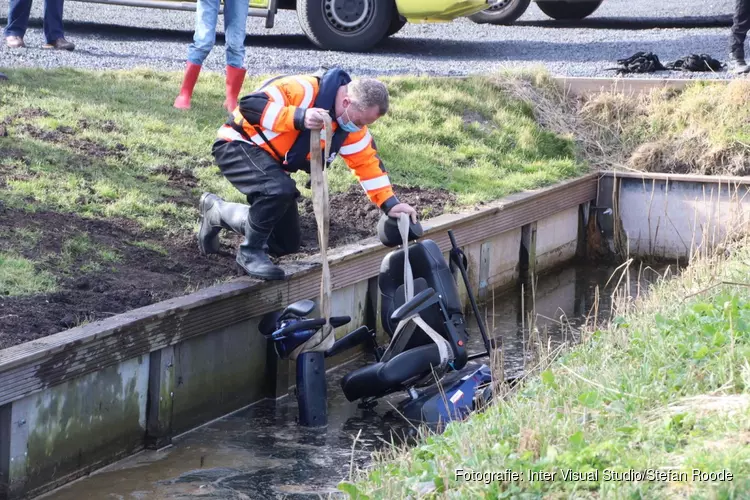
[{"left": 348, "top": 78, "right": 389, "bottom": 115}]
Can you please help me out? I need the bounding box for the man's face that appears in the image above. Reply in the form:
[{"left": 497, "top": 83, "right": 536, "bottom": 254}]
[{"left": 337, "top": 94, "right": 381, "bottom": 129}]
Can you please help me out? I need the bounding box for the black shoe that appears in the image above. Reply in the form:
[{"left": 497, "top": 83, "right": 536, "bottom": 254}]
[
  {"left": 236, "top": 225, "right": 286, "bottom": 280},
  {"left": 236, "top": 248, "right": 286, "bottom": 280}
]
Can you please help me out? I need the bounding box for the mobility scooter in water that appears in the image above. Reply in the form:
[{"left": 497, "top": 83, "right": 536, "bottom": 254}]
[{"left": 258, "top": 214, "right": 495, "bottom": 429}]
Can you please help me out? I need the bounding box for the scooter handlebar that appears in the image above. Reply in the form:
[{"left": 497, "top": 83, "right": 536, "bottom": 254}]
[
  {"left": 271, "top": 318, "right": 326, "bottom": 339},
  {"left": 329, "top": 316, "right": 351, "bottom": 328},
  {"left": 269, "top": 316, "right": 351, "bottom": 339}
]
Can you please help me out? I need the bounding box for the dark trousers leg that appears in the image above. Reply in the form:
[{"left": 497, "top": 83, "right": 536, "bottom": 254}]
[
  {"left": 268, "top": 202, "right": 302, "bottom": 256},
  {"left": 43, "top": 0, "right": 65, "bottom": 43},
  {"left": 211, "top": 140, "right": 300, "bottom": 252},
  {"left": 731, "top": 0, "right": 750, "bottom": 57}
]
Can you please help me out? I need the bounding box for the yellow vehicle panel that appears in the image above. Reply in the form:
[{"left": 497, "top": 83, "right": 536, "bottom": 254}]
[{"left": 395, "top": 0, "right": 488, "bottom": 21}]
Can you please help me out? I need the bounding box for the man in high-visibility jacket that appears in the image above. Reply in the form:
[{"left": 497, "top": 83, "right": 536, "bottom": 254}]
[{"left": 197, "top": 67, "right": 418, "bottom": 281}]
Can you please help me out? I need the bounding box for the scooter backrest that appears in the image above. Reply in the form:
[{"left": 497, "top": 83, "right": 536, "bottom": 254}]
[{"left": 378, "top": 239, "right": 464, "bottom": 338}]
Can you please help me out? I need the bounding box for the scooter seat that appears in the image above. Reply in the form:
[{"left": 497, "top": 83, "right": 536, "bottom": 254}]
[{"left": 340, "top": 344, "right": 442, "bottom": 402}]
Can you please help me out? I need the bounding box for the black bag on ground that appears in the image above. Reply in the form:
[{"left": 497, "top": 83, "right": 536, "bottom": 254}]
[
  {"left": 608, "top": 52, "right": 666, "bottom": 74},
  {"left": 665, "top": 54, "right": 724, "bottom": 72}
]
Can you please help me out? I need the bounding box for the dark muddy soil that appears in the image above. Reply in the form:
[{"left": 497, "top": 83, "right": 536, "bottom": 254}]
[
  {"left": 0, "top": 184, "right": 456, "bottom": 349},
  {"left": 297, "top": 184, "right": 456, "bottom": 252},
  {"left": 0, "top": 205, "right": 239, "bottom": 349}
]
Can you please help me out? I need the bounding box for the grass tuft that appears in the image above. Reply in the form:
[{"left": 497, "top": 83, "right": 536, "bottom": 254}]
[
  {"left": 0, "top": 253, "right": 57, "bottom": 296},
  {"left": 127, "top": 240, "right": 169, "bottom": 256}
]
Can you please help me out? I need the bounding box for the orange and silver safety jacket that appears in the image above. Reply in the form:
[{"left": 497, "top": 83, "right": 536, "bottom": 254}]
[{"left": 216, "top": 68, "right": 400, "bottom": 214}]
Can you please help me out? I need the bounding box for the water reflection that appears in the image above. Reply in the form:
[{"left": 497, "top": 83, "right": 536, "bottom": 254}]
[{"left": 466, "top": 260, "right": 675, "bottom": 378}]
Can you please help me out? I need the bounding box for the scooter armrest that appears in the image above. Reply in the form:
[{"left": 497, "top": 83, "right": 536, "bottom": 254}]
[{"left": 391, "top": 288, "right": 438, "bottom": 323}]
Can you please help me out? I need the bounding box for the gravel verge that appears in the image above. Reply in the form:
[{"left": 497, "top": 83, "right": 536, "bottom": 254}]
[{"left": 0, "top": 0, "right": 745, "bottom": 79}]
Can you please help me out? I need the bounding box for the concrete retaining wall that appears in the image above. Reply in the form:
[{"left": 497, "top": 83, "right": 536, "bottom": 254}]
[
  {"left": 535, "top": 207, "right": 580, "bottom": 273},
  {"left": 5, "top": 357, "right": 149, "bottom": 499},
  {"left": 597, "top": 173, "right": 750, "bottom": 262}
]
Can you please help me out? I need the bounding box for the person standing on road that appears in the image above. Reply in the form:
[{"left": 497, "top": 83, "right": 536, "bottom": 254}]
[
  {"left": 196, "top": 67, "right": 418, "bottom": 281},
  {"left": 730, "top": 0, "right": 750, "bottom": 73},
  {"left": 173, "top": 0, "right": 249, "bottom": 112},
  {"left": 4, "top": 0, "right": 74, "bottom": 50}
]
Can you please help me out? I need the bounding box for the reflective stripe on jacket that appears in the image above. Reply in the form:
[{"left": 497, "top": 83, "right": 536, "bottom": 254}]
[{"left": 216, "top": 73, "right": 398, "bottom": 212}]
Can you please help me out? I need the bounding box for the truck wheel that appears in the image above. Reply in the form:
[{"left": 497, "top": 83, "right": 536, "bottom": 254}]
[
  {"left": 297, "top": 0, "right": 393, "bottom": 52},
  {"left": 469, "top": 0, "right": 531, "bottom": 25},
  {"left": 387, "top": 12, "right": 406, "bottom": 37},
  {"left": 536, "top": 0, "right": 603, "bottom": 20}
]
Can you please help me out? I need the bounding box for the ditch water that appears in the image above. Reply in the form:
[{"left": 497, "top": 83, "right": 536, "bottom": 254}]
[{"left": 41, "top": 260, "right": 674, "bottom": 500}]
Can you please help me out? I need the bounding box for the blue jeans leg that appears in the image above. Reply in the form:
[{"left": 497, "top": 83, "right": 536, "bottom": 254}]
[
  {"left": 43, "top": 0, "right": 65, "bottom": 42},
  {"left": 187, "top": 0, "right": 220, "bottom": 65},
  {"left": 223, "top": 0, "right": 248, "bottom": 69},
  {"left": 4, "top": 0, "right": 32, "bottom": 38}
]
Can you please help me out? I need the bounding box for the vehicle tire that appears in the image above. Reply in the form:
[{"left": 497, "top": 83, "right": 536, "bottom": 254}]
[
  {"left": 468, "top": 0, "right": 531, "bottom": 25},
  {"left": 536, "top": 0, "right": 603, "bottom": 20},
  {"left": 297, "top": 0, "right": 393, "bottom": 52},
  {"left": 387, "top": 12, "right": 406, "bottom": 37}
]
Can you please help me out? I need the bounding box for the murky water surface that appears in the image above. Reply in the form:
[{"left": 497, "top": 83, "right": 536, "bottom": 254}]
[{"left": 42, "top": 261, "right": 672, "bottom": 500}]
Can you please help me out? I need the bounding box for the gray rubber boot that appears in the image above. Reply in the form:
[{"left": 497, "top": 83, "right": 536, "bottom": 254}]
[
  {"left": 197, "top": 192, "right": 250, "bottom": 255},
  {"left": 236, "top": 223, "right": 286, "bottom": 281}
]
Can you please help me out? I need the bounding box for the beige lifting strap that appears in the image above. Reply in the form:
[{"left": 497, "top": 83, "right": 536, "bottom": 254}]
[{"left": 290, "top": 116, "right": 335, "bottom": 361}]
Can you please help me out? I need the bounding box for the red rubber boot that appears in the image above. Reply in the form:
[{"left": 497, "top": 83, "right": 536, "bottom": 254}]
[
  {"left": 223, "top": 65, "right": 246, "bottom": 113},
  {"left": 174, "top": 62, "right": 202, "bottom": 109}
]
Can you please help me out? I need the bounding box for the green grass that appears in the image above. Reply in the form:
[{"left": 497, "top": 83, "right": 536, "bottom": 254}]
[
  {"left": 350, "top": 75, "right": 582, "bottom": 206},
  {"left": 0, "top": 67, "right": 584, "bottom": 239},
  {"left": 0, "top": 227, "right": 42, "bottom": 251},
  {"left": 344, "top": 240, "right": 750, "bottom": 498},
  {"left": 54, "top": 233, "right": 121, "bottom": 270},
  {"left": 0, "top": 253, "right": 57, "bottom": 296}
]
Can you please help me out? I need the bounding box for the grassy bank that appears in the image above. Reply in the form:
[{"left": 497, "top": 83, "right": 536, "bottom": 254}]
[
  {"left": 502, "top": 72, "right": 750, "bottom": 175},
  {"left": 344, "top": 238, "right": 750, "bottom": 498},
  {"left": 0, "top": 67, "right": 583, "bottom": 344},
  {"left": 0, "top": 68, "right": 581, "bottom": 231}
]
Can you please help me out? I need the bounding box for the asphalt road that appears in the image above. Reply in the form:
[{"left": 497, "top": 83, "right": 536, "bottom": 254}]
[{"left": 0, "top": 0, "right": 743, "bottom": 78}]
